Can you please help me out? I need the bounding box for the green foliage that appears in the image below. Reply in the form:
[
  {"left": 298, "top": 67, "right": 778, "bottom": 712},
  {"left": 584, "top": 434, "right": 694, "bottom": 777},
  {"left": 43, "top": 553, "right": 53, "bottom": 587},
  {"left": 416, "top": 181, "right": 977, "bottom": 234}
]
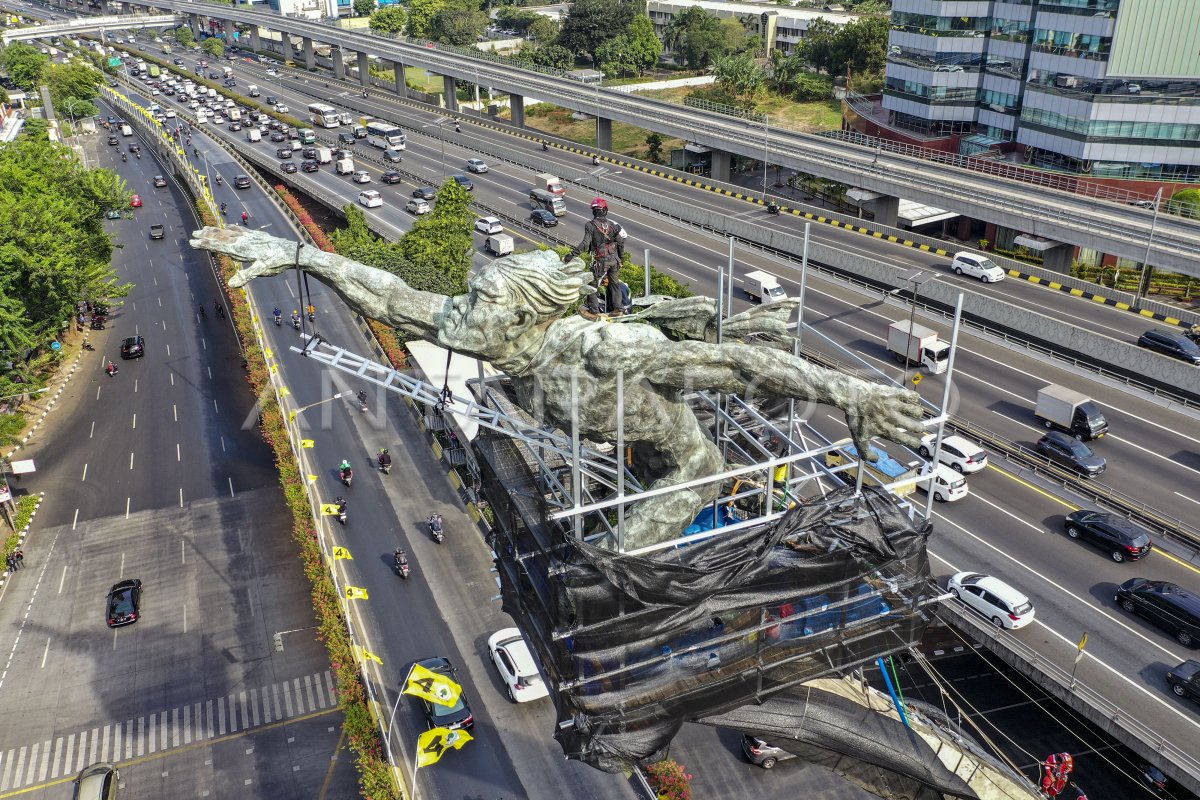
[
  {"left": 175, "top": 26, "right": 195, "bottom": 47},
  {"left": 796, "top": 16, "right": 887, "bottom": 78},
  {"left": 712, "top": 52, "right": 765, "bottom": 100},
  {"left": 1167, "top": 188, "right": 1200, "bottom": 219},
  {"left": 405, "top": 0, "right": 444, "bottom": 39},
  {"left": 0, "top": 413, "right": 26, "bottom": 447},
  {"left": 494, "top": 6, "right": 541, "bottom": 31},
  {"left": 527, "top": 16, "right": 559, "bottom": 43},
  {"left": 626, "top": 15, "right": 663, "bottom": 74},
  {"left": 368, "top": 6, "right": 407, "bottom": 35},
  {"left": 353, "top": 0, "right": 376, "bottom": 15},
  {"left": 45, "top": 62, "right": 102, "bottom": 115},
  {"left": 645, "top": 132, "right": 663, "bottom": 163},
  {"left": 201, "top": 37, "right": 224, "bottom": 58},
  {"left": 665, "top": 8, "right": 753, "bottom": 68},
  {"left": 557, "top": 0, "right": 639, "bottom": 56},
  {"left": 790, "top": 71, "right": 834, "bottom": 101},
  {"left": 620, "top": 257, "right": 693, "bottom": 299},
  {"left": 797, "top": 17, "right": 838, "bottom": 74},
  {"left": 0, "top": 43, "right": 49, "bottom": 91},
  {"left": 394, "top": 179, "right": 473, "bottom": 295},
  {"left": 519, "top": 43, "right": 574, "bottom": 72},
  {"left": 595, "top": 35, "right": 638, "bottom": 78},
  {"left": 430, "top": 5, "right": 489, "bottom": 46}
]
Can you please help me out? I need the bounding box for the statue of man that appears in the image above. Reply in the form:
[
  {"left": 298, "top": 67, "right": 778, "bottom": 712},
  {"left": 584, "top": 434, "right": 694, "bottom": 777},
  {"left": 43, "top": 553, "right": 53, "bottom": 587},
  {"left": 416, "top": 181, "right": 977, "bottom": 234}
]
[{"left": 192, "top": 227, "right": 924, "bottom": 550}]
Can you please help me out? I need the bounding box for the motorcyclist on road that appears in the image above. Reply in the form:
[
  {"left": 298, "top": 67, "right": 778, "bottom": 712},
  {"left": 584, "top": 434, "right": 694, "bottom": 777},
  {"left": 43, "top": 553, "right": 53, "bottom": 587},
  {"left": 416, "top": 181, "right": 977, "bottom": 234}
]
[
  {"left": 378, "top": 449, "right": 392, "bottom": 469},
  {"left": 241, "top": 211, "right": 249, "bottom": 225},
  {"left": 542, "top": 140, "right": 548, "bottom": 151},
  {"left": 393, "top": 548, "right": 407, "bottom": 566},
  {"left": 216, "top": 174, "right": 223, "bottom": 186},
  {"left": 220, "top": 202, "right": 228, "bottom": 216},
  {"left": 291, "top": 310, "right": 301, "bottom": 328},
  {"left": 340, "top": 459, "right": 353, "bottom": 482},
  {"left": 335, "top": 496, "right": 347, "bottom": 517},
  {"left": 429, "top": 513, "right": 443, "bottom": 533},
  {"left": 121, "top": 152, "right": 127, "bottom": 162},
  {"left": 454, "top": 122, "right": 461, "bottom": 133}
]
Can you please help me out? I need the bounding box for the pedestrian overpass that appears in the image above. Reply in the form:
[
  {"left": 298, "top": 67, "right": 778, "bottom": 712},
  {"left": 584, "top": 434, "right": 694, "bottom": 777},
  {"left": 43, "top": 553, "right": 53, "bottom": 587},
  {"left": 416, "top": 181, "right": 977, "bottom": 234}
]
[{"left": 0, "top": 14, "right": 178, "bottom": 45}]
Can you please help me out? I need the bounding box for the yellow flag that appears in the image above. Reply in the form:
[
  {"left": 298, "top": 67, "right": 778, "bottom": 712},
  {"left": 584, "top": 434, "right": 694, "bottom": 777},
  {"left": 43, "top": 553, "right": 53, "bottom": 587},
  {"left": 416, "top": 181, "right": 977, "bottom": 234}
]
[
  {"left": 403, "top": 663, "right": 462, "bottom": 708},
  {"left": 416, "top": 727, "right": 473, "bottom": 768}
]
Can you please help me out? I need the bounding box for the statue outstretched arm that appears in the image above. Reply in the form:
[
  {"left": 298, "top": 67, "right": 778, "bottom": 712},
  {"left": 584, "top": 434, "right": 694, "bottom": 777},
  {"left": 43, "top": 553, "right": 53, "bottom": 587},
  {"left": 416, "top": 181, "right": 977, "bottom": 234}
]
[
  {"left": 190, "top": 226, "right": 447, "bottom": 336},
  {"left": 643, "top": 340, "right": 925, "bottom": 457}
]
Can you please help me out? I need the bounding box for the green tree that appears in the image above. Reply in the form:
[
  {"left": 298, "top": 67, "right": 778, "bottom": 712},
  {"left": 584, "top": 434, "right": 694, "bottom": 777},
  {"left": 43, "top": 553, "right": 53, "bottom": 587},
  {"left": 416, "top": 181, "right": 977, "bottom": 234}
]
[
  {"left": 790, "top": 71, "right": 833, "bottom": 101},
  {"left": 768, "top": 48, "right": 803, "bottom": 92},
  {"left": 353, "top": 0, "right": 376, "bottom": 16},
  {"left": 405, "top": 0, "right": 445, "bottom": 40},
  {"left": 834, "top": 16, "right": 888, "bottom": 78},
  {"left": 368, "top": 6, "right": 408, "bottom": 35},
  {"left": 0, "top": 43, "right": 49, "bottom": 91},
  {"left": 521, "top": 43, "right": 574, "bottom": 72},
  {"left": 394, "top": 179, "right": 474, "bottom": 295},
  {"left": 645, "top": 132, "right": 663, "bottom": 163},
  {"left": 595, "top": 35, "right": 637, "bottom": 78},
  {"left": 625, "top": 15, "right": 663, "bottom": 74},
  {"left": 797, "top": 17, "right": 838, "bottom": 74},
  {"left": 201, "top": 37, "right": 224, "bottom": 58},
  {"left": 557, "top": 0, "right": 639, "bottom": 57},
  {"left": 494, "top": 7, "right": 541, "bottom": 32},
  {"left": 1167, "top": 188, "right": 1200, "bottom": 219},
  {"left": 662, "top": 6, "right": 709, "bottom": 58},
  {"left": 45, "top": 62, "right": 102, "bottom": 111},
  {"left": 429, "top": 6, "right": 488, "bottom": 46},
  {"left": 175, "top": 26, "right": 194, "bottom": 47},
  {"left": 526, "top": 16, "right": 558, "bottom": 44},
  {"left": 712, "top": 52, "right": 765, "bottom": 100}
]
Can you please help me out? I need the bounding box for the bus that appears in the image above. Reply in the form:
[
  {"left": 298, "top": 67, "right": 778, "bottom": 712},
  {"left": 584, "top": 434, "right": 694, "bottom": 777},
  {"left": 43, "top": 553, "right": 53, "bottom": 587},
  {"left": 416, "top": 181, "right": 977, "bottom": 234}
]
[
  {"left": 306, "top": 102, "right": 341, "bottom": 129},
  {"left": 366, "top": 121, "right": 406, "bottom": 150}
]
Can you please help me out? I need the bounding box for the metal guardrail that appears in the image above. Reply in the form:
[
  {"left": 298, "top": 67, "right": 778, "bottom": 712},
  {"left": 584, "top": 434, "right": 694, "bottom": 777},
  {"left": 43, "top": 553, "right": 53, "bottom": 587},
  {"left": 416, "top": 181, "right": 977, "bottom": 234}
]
[{"left": 937, "top": 599, "right": 1200, "bottom": 795}]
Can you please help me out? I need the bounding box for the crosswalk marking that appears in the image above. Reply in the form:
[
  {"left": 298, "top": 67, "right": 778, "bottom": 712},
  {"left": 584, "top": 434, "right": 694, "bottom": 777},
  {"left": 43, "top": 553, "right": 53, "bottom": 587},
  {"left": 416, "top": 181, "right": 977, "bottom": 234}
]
[{"left": 0, "top": 670, "right": 335, "bottom": 792}]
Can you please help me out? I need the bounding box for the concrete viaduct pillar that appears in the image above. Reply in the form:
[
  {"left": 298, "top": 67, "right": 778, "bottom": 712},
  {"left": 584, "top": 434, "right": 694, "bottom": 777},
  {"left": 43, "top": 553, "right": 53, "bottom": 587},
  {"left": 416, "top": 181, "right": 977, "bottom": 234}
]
[
  {"left": 223, "top": 19, "right": 235, "bottom": 45},
  {"left": 188, "top": 14, "right": 201, "bottom": 40},
  {"left": 442, "top": 74, "right": 458, "bottom": 112},
  {"left": 873, "top": 194, "right": 900, "bottom": 228},
  {"left": 357, "top": 51, "right": 371, "bottom": 88},
  {"left": 710, "top": 149, "right": 731, "bottom": 183},
  {"left": 1042, "top": 243, "right": 1075, "bottom": 274},
  {"left": 596, "top": 116, "right": 612, "bottom": 153},
  {"left": 281, "top": 33, "right": 294, "bottom": 64},
  {"left": 331, "top": 47, "right": 345, "bottom": 80},
  {"left": 302, "top": 37, "right": 315, "bottom": 71},
  {"left": 249, "top": 27, "right": 261, "bottom": 53},
  {"left": 393, "top": 61, "right": 407, "bottom": 97},
  {"left": 509, "top": 94, "right": 525, "bottom": 128}
]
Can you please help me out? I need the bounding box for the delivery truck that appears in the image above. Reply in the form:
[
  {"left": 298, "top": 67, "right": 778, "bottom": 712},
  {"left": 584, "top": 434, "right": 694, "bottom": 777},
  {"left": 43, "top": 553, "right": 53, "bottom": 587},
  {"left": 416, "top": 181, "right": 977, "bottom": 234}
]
[
  {"left": 1034, "top": 384, "right": 1108, "bottom": 440},
  {"left": 536, "top": 172, "right": 565, "bottom": 196},
  {"left": 315, "top": 146, "right": 333, "bottom": 164},
  {"left": 886, "top": 320, "right": 950, "bottom": 374},
  {"left": 485, "top": 234, "right": 514, "bottom": 256},
  {"left": 335, "top": 157, "right": 355, "bottom": 175},
  {"left": 743, "top": 270, "right": 787, "bottom": 305}
]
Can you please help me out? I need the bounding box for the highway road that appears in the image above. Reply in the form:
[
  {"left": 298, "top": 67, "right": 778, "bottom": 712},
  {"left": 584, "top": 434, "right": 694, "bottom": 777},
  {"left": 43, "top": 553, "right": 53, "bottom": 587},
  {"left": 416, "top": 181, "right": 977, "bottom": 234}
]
[{"left": 0, "top": 126, "right": 360, "bottom": 797}]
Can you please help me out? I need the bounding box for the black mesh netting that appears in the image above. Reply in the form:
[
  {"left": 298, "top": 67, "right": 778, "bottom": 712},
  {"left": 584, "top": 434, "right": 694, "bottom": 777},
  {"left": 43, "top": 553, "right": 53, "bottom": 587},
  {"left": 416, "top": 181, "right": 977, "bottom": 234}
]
[{"left": 479, "top": 424, "right": 937, "bottom": 774}]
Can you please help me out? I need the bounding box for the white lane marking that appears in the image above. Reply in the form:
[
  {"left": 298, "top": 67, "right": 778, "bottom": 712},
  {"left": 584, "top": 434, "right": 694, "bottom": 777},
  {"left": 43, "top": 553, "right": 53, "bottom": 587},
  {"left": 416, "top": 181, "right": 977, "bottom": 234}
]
[
  {"left": 81, "top": 464, "right": 88, "bottom": 482},
  {"left": 131, "top": 413, "right": 136, "bottom": 430},
  {"left": 1175, "top": 491, "right": 1200, "bottom": 506},
  {"left": 129, "top": 452, "right": 134, "bottom": 470},
  {"left": 176, "top": 442, "right": 181, "bottom": 462},
  {"left": 40, "top": 639, "right": 49, "bottom": 669},
  {"left": 71, "top": 509, "right": 78, "bottom": 530},
  {"left": 89, "top": 420, "right": 95, "bottom": 439}
]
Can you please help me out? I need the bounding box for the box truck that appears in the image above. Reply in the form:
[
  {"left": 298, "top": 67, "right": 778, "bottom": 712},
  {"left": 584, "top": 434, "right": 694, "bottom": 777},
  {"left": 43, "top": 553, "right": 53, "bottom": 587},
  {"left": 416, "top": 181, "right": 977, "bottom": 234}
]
[
  {"left": 536, "top": 172, "right": 565, "bottom": 196},
  {"left": 315, "top": 146, "right": 333, "bottom": 164},
  {"left": 335, "top": 157, "right": 355, "bottom": 175},
  {"left": 485, "top": 234, "right": 514, "bottom": 256},
  {"left": 1034, "top": 384, "right": 1108, "bottom": 440},
  {"left": 743, "top": 270, "right": 787, "bottom": 305},
  {"left": 886, "top": 320, "right": 950, "bottom": 374}
]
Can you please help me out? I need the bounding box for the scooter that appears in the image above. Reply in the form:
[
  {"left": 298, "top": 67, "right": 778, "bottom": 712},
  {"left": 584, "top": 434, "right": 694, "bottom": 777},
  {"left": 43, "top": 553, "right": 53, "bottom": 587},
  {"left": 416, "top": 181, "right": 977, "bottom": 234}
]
[
  {"left": 82, "top": 341, "right": 95, "bottom": 351},
  {"left": 358, "top": 391, "right": 368, "bottom": 413},
  {"left": 378, "top": 453, "right": 392, "bottom": 475},
  {"left": 428, "top": 515, "right": 444, "bottom": 543},
  {"left": 336, "top": 505, "right": 348, "bottom": 525},
  {"left": 767, "top": 202, "right": 781, "bottom": 215},
  {"left": 274, "top": 313, "right": 282, "bottom": 326},
  {"left": 341, "top": 467, "right": 353, "bottom": 487},
  {"left": 292, "top": 316, "right": 301, "bottom": 331},
  {"left": 394, "top": 552, "right": 410, "bottom": 579}
]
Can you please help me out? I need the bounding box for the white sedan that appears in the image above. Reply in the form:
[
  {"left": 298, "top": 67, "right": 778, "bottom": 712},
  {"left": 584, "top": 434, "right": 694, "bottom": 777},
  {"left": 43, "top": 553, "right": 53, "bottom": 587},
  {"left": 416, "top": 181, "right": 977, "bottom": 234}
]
[
  {"left": 358, "top": 190, "right": 383, "bottom": 208},
  {"left": 487, "top": 628, "right": 548, "bottom": 703},
  {"left": 352, "top": 170, "right": 371, "bottom": 184},
  {"left": 165, "top": 110, "right": 176, "bottom": 118},
  {"left": 474, "top": 216, "right": 503, "bottom": 235},
  {"left": 465, "top": 158, "right": 489, "bottom": 174}
]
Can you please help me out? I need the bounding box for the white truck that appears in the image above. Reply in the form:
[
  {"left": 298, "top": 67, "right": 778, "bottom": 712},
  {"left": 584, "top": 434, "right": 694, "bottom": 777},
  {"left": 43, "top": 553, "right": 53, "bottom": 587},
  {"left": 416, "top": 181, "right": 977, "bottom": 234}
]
[
  {"left": 743, "top": 270, "right": 787, "bottom": 304},
  {"left": 315, "top": 146, "right": 333, "bottom": 164},
  {"left": 335, "top": 157, "right": 355, "bottom": 175},
  {"left": 886, "top": 320, "right": 950, "bottom": 374},
  {"left": 228, "top": 108, "right": 242, "bottom": 122},
  {"left": 536, "top": 172, "right": 565, "bottom": 196},
  {"left": 1034, "top": 384, "right": 1108, "bottom": 440},
  {"left": 485, "top": 234, "right": 514, "bottom": 256},
  {"left": 119, "top": 124, "right": 133, "bottom": 136}
]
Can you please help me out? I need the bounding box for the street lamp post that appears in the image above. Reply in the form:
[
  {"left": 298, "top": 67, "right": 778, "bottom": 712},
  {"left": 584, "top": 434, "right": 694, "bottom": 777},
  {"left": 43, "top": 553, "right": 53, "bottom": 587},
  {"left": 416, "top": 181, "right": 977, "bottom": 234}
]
[
  {"left": 899, "top": 271, "right": 934, "bottom": 386},
  {"left": 1135, "top": 187, "right": 1164, "bottom": 304},
  {"left": 762, "top": 113, "right": 769, "bottom": 201}
]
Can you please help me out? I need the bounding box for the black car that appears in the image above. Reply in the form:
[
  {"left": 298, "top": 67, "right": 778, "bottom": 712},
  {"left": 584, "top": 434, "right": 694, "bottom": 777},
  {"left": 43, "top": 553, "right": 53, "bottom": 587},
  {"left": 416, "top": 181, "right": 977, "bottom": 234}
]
[
  {"left": 412, "top": 186, "right": 437, "bottom": 201},
  {"left": 413, "top": 657, "right": 474, "bottom": 731},
  {"left": 1035, "top": 431, "right": 1105, "bottom": 476},
  {"left": 153, "top": 175, "right": 167, "bottom": 187},
  {"left": 229, "top": 122, "right": 243, "bottom": 132},
  {"left": 452, "top": 175, "right": 474, "bottom": 191},
  {"left": 121, "top": 335, "right": 145, "bottom": 359},
  {"left": 128, "top": 143, "right": 140, "bottom": 154},
  {"left": 234, "top": 174, "right": 252, "bottom": 189},
  {"left": 276, "top": 146, "right": 293, "bottom": 159},
  {"left": 742, "top": 735, "right": 796, "bottom": 769},
  {"left": 1138, "top": 329, "right": 1200, "bottom": 365},
  {"left": 381, "top": 170, "right": 403, "bottom": 184},
  {"left": 338, "top": 132, "right": 356, "bottom": 145},
  {"left": 281, "top": 161, "right": 298, "bottom": 174},
  {"left": 270, "top": 131, "right": 288, "bottom": 143},
  {"left": 268, "top": 119, "right": 282, "bottom": 131},
  {"left": 383, "top": 149, "right": 403, "bottom": 163},
  {"left": 1167, "top": 660, "right": 1200, "bottom": 702},
  {"left": 106, "top": 579, "right": 142, "bottom": 627},
  {"left": 107, "top": 135, "right": 119, "bottom": 146},
  {"left": 301, "top": 160, "right": 320, "bottom": 172},
  {"left": 302, "top": 147, "right": 318, "bottom": 159},
  {"left": 266, "top": 96, "right": 277, "bottom": 106},
  {"left": 1116, "top": 578, "right": 1200, "bottom": 647},
  {"left": 530, "top": 209, "right": 558, "bottom": 227},
  {"left": 173, "top": 57, "right": 184, "bottom": 65},
  {"left": 1063, "top": 510, "right": 1152, "bottom": 562}
]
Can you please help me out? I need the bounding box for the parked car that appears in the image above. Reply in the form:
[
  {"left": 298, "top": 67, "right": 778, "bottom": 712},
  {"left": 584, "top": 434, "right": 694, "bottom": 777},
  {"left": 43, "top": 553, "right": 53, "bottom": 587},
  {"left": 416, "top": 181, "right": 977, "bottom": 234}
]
[
  {"left": 1116, "top": 578, "right": 1200, "bottom": 646},
  {"left": 412, "top": 186, "right": 437, "bottom": 200},
  {"left": 1063, "top": 510, "right": 1152, "bottom": 562},
  {"left": 465, "top": 158, "right": 488, "bottom": 174},
  {"left": 742, "top": 735, "right": 796, "bottom": 769},
  {"left": 380, "top": 170, "right": 403, "bottom": 184},
  {"left": 530, "top": 209, "right": 558, "bottom": 227},
  {"left": 120, "top": 335, "right": 145, "bottom": 359},
  {"left": 405, "top": 198, "right": 431, "bottom": 215},
  {"left": 1035, "top": 431, "right": 1105, "bottom": 476},
  {"left": 1167, "top": 660, "right": 1200, "bottom": 702},
  {"left": 412, "top": 657, "right": 474, "bottom": 730},
  {"left": 106, "top": 579, "right": 143, "bottom": 626},
  {"left": 73, "top": 762, "right": 119, "bottom": 800},
  {"left": 918, "top": 433, "right": 987, "bottom": 473},
  {"left": 487, "top": 628, "right": 548, "bottom": 703},
  {"left": 474, "top": 216, "right": 503, "bottom": 235},
  {"left": 1137, "top": 329, "right": 1200, "bottom": 365},
  {"left": 947, "top": 572, "right": 1035, "bottom": 629}
]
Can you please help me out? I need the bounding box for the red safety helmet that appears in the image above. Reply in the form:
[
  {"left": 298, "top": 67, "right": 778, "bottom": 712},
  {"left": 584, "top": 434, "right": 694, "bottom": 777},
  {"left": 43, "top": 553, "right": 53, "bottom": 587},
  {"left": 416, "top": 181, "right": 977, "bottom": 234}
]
[{"left": 590, "top": 197, "right": 609, "bottom": 211}]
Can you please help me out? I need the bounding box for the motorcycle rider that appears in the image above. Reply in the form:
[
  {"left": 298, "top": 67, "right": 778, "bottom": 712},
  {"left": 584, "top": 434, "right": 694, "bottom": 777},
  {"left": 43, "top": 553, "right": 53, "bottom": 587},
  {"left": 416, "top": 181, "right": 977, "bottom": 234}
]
[
  {"left": 377, "top": 448, "right": 392, "bottom": 471},
  {"left": 335, "top": 496, "right": 348, "bottom": 521},
  {"left": 357, "top": 390, "right": 368, "bottom": 410},
  {"left": 428, "top": 513, "right": 444, "bottom": 537},
  {"left": 121, "top": 152, "right": 127, "bottom": 162},
  {"left": 220, "top": 202, "right": 228, "bottom": 216},
  {"left": 339, "top": 459, "right": 353, "bottom": 483},
  {"left": 291, "top": 309, "right": 301, "bottom": 329},
  {"left": 568, "top": 198, "right": 626, "bottom": 318},
  {"left": 273, "top": 306, "right": 282, "bottom": 324},
  {"left": 393, "top": 548, "right": 408, "bottom": 568}
]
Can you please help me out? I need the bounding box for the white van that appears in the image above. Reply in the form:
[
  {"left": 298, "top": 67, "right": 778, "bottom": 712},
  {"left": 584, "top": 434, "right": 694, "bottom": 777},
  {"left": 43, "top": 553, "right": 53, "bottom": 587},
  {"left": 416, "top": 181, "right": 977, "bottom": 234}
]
[
  {"left": 358, "top": 190, "right": 383, "bottom": 208},
  {"left": 248, "top": 84, "right": 260, "bottom": 97},
  {"left": 247, "top": 128, "right": 261, "bottom": 142},
  {"left": 195, "top": 110, "right": 208, "bottom": 124},
  {"left": 951, "top": 252, "right": 1006, "bottom": 283},
  {"left": 918, "top": 463, "right": 968, "bottom": 503}
]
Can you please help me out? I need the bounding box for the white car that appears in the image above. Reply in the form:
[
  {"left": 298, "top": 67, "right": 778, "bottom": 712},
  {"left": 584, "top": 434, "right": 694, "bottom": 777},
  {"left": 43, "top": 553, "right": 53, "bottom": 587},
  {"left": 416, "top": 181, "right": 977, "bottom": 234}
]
[
  {"left": 918, "top": 433, "right": 988, "bottom": 473},
  {"left": 358, "top": 190, "right": 383, "bottom": 208},
  {"left": 405, "top": 198, "right": 431, "bottom": 215},
  {"left": 352, "top": 170, "right": 371, "bottom": 184},
  {"left": 916, "top": 463, "right": 968, "bottom": 503},
  {"left": 275, "top": 104, "right": 289, "bottom": 114},
  {"left": 947, "top": 572, "right": 1035, "bottom": 629},
  {"left": 465, "top": 158, "right": 488, "bottom": 174},
  {"left": 165, "top": 110, "right": 176, "bottom": 118},
  {"left": 266, "top": 68, "right": 278, "bottom": 76},
  {"left": 487, "top": 628, "right": 548, "bottom": 703},
  {"left": 474, "top": 216, "right": 503, "bottom": 235},
  {"left": 951, "top": 251, "right": 1005, "bottom": 283}
]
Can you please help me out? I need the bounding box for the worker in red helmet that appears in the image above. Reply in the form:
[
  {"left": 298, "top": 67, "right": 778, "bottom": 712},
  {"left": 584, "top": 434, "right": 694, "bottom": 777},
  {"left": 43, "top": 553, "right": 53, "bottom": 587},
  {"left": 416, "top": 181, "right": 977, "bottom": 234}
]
[{"left": 567, "top": 197, "right": 627, "bottom": 317}]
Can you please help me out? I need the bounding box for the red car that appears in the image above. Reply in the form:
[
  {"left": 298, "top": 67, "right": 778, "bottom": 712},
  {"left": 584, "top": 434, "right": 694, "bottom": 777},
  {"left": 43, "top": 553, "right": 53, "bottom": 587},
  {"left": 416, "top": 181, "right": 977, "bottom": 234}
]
[{"left": 130, "top": 194, "right": 143, "bottom": 208}]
